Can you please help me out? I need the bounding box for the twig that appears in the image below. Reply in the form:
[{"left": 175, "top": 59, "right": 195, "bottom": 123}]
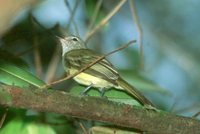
[
  {"left": 45, "top": 45, "right": 60, "bottom": 83},
  {"left": 0, "top": 108, "right": 8, "bottom": 128},
  {"left": 30, "top": 15, "right": 43, "bottom": 78},
  {"left": 169, "top": 95, "right": 180, "bottom": 112},
  {"left": 85, "top": 0, "right": 103, "bottom": 33},
  {"left": 129, "top": 0, "right": 144, "bottom": 69},
  {"left": 84, "top": 0, "right": 127, "bottom": 42},
  {"left": 65, "top": 0, "right": 80, "bottom": 36},
  {"left": 79, "top": 122, "right": 88, "bottom": 134},
  {"left": 31, "top": 15, "right": 56, "bottom": 37},
  {"left": 41, "top": 40, "right": 136, "bottom": 89},
  {"left": 33, "top": 36, "right": 43, "bottom": 78},
  {"left": 193, "top": 111, "right": 200, "bottom": 118}
]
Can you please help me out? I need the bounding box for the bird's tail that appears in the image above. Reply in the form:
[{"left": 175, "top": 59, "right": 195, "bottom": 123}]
[{"left": 116, "top": 77, "right": 154, "bottom": 106}]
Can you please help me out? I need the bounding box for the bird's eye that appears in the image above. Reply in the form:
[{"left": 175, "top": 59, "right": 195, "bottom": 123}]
[{"left": 72, "top": 37, "right": 78, "bottom": 42}]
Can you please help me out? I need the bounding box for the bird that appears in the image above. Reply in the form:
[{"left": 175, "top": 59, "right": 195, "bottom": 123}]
[{"left": 58, "top": 35, "right": 154, "bottom": 106}]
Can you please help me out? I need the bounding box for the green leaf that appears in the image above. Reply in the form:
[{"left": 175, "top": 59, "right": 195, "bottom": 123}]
[
  {"left": 85, "top": 0, "right": 106, "bottom": 28},
  {"left": 0, "top": 50, "right": 29, "bottom": 69},
  {"left": 0, "top": 118, "right": 56, "bottom": 134},
  {"left": 0, "top": 50, "right": 45, "bottom": 88},
  {"left": 44, "top": 113, "right": 76, "bottom": 134},
  {"left": 69, "top": 86, "right": 141, "bottom": 106},
  {"left": 0, "top": 60, "right": 45, "bottom": 88}
]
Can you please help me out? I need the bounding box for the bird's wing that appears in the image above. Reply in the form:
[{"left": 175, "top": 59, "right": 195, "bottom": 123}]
[{"left": 64, "top": 49, "right": 119, "bottom": 84}]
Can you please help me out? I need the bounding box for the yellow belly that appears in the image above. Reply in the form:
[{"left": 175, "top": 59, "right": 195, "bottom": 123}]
[{"left": 70, "top": 69, "right": 115, "bottom": 88}]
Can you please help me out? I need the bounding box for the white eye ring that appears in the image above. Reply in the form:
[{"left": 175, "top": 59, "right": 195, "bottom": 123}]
[{"left": 72, "top": 37, "right": 78, "bottom": 42}]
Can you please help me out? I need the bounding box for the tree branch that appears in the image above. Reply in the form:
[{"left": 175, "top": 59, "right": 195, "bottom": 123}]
[
  {"left": 0, "top": 84, "right": 199, "bottom": 134},
  {"left": 64, "top": 0, "right": 80, "bottom": 36},
  {"left": 129, "top": 0, "right": 144, "bottom": 69},
  {"left": 84, "top": 0, "right": 127, "bottom": 42}
]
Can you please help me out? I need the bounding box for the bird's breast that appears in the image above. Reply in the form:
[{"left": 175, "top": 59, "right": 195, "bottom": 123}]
[{"left": 69, "top": 69, "right": 116, "bottom": 89}]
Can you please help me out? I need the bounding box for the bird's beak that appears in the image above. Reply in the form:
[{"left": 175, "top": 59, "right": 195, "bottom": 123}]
[
  {"left": 55, "top": 35, "right": 63, "bottom": 40},
  {"left": 55, "top": 35, "right": 66, "bottom": 45}
]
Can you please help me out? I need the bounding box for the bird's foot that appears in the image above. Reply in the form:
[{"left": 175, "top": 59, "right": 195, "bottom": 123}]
[
  {"left": 99, "top": 88, "right": 107, "bottom": 99},
  {"left": 80, "top": 91, "right": 89, "bottom": 96},
  {"left": 80, "top": 83, "right": 93, "bottom": 96},
  {"left": 144, "top": 105, "right": 160, "bottom": 112}
]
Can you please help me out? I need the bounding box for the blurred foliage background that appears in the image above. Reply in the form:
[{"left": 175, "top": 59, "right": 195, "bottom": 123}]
[{"left": 0, "top": 0, "right": 200, "bottom": 133}]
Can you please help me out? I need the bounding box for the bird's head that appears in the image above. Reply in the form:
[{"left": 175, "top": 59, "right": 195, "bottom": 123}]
[{"left": 58, "top": 36, "right": 87, "bottom": 56}]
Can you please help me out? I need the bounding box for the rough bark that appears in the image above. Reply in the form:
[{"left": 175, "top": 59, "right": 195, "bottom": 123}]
[{"left": 0, "top": 84, "right": 199, "bottom": 134}]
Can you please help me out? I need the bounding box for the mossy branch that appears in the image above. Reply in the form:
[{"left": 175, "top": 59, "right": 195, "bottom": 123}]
[{"left": 0, "top": 84, "right": 200, "bottom": 134}]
